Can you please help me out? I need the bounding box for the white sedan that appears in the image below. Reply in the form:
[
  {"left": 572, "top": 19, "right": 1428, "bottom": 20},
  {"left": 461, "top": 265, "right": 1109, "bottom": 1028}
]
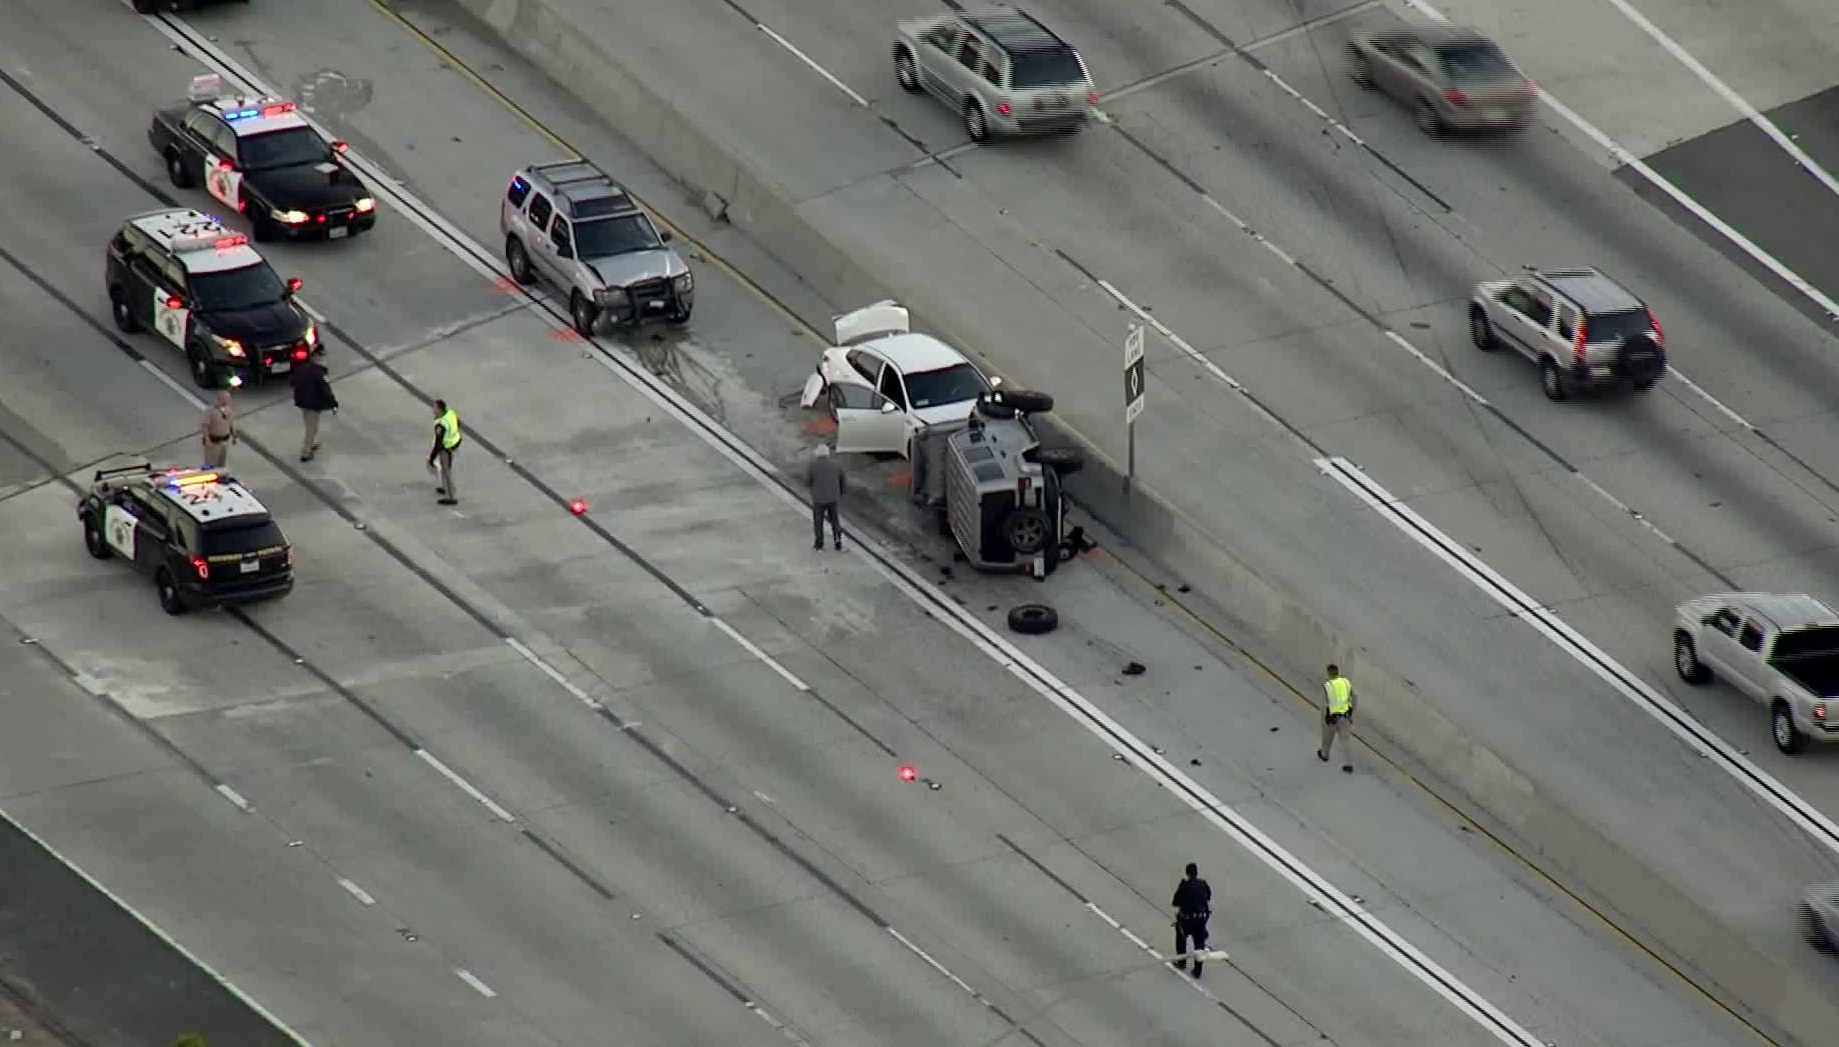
[{"left": 799, "top": 301, "right": 999, "bottom": 457}]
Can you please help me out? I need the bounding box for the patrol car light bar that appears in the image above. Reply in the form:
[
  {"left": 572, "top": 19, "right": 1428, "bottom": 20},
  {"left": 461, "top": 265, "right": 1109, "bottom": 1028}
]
[{"left": 170, "top": 472, "right": 222, "bottom": 487}]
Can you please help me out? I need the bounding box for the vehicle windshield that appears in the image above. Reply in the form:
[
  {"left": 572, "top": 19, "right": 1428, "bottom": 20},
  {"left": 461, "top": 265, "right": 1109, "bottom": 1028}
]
[
  {"left": 1438, "top": 43, "right": 1515, "bottom": 84},
  {"left": 189, "top": 263, "right": 289, "bottom": 312},
  {"left": 237, "top": 127, "right": 330, "bottom": 171},
  {"left": 574, "top": 214, "right": 661, "bottom": 258},
  {"left": 199, "top": 518, "right": 285, "bottom": 556},
  {"left": 906, "top": 363, "right": 990, "bottom": 408},
  {"left": 1010, "top": 50, "right": 1085, "bottom": 89},
  {"left": 1585, "top": 308, "right": 1653, "bottom": 344}
]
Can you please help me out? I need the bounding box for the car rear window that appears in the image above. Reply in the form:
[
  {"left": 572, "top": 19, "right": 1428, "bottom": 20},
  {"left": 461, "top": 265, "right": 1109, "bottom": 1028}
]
[
  {"left": 1438, "top": 43, "right": 1514, "bottom": 84},
  {"left": 1584, "top": 308, "right": 1652, "bottom": 344},
  {"left": 200, "top": 519, "right": 286, "bottom": 556},
  {"left": 1010, "top": 50, "right": 1085, "bottom": 89},
  {"left": 906, "top": 363, "right": 990, "bottom": 408}
]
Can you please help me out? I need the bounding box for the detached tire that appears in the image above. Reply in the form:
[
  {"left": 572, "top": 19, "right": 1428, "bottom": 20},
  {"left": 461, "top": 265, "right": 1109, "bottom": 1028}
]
[
  {"left": 1008, "top": 603, "right": 1059, "bottom": 635},
  {"left": 1032, "top": 446, "right": 1084, "bottom": 476},
  {"left": 1001, "top": 390, "right": 1055, "bottom": 414}
]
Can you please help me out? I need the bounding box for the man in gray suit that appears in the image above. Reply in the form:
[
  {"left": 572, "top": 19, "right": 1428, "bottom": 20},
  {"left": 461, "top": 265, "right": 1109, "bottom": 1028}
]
[{"left": 808, "top": 445, "right": 846, "bottom": 551}]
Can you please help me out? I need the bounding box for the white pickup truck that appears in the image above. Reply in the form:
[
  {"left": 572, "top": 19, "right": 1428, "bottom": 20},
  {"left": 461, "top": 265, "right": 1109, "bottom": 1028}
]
[{"left": 1674, "top": 593, "right": 1839, "bottom": 754}]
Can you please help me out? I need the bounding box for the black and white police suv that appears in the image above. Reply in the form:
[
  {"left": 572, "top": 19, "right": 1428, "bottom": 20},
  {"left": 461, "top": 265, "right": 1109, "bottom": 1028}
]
[
  {"left": 107, "top": 207, "right": 317, "bottom": 389},
  {"left": 149, "top": 74, "right": 376, "bottom": 242},
  {"left": 79, "top": 464, "right": 294, "bottom": 616}
]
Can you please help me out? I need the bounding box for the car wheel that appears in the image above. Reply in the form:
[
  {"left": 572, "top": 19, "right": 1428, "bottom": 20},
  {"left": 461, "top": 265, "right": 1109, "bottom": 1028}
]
[
  {"left": 1001, "top": 389, "right": 1055, "bottom": 414},
  {"left": 505, "top": 237, "right": 536, "bottom": 286},
  {"left": 570, "top": 291, "right": 598, "bottom": 338},
  {"left": 965, "top": 101, "right": 989, "bottom": 143},
  {"left": 1416, "top": 99, "right": 1442, "bottom": 136},
  {"left": 83, "top": 516, "right": 111, "bottom": 560},
  {"left": 1773, "top": 700, "right": 1806, "bottom": 755},
  {"left": 251, "top": 211, "right": 276, "bottom": 243},
  {"left": 165, "top": 149, "right": 193, "bottom": 189},
  {"left": 187, "top": 345, "right": 221, "bottom": 390},
  {"left": 1349, "top": 49, "right": 1374, "bottom": 88},
  {"left": 1540, "top": 357, "right": 1567, "bottom": 402},
  {"left": 1674, "top": 633, "right": 1710, "bottom": 684},
  {"left": 1033, "top": 446, "right": 1084, "bottom": 477},
  {"left": 895, "top": 48, "right": 921, "bottom": 93},
  {"left": 1804, "top": 902, "right": 1833, "bottom": 951},
  {"left": 1469, "top": 307, "right": 1496, "bottom": 350},
  {"left": 1008, "top": 603, "right": 1059, "bottom": 635},
  {"left": 156, "top": 568, "right": 187, "bottom": 616},
  {"left": 1004, "top": 507, "right": 1051, "bottom": 555},
  {"left": 110, "top": 289, "right": 142, "bottom": 333}
]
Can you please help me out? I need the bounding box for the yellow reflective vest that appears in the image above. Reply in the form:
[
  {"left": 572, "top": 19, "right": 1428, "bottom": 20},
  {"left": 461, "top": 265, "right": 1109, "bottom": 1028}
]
[
  {"left": 436, "top": 407, "right": 462, "bottom": 450},
  {"left": 1324, "top": 676, "right": 1353, "bottom": 716}
]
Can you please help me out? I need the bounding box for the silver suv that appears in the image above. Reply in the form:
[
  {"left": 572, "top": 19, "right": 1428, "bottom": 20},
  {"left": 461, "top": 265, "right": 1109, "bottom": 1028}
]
[
  {"left": 1469, "top": 266, "right": 1665, "bottom": 401},
  {"left": 892, "top": 8, "right": 1096, "bottom": 142},
  {"left": 500, "top": 161, "right": 693, "bottom": 336}
]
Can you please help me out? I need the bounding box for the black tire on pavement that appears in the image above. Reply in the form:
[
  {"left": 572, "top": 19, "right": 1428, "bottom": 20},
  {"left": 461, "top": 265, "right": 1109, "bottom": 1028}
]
[
  {"left": 1001, "top": 390, "right": 1055, "bottom": 414},
  {"left": 1032, "top": 447, "right": 1084, "bottom": 476},
  {"left": 1004, "top": 507, "right": 1051, "bottom": 555},
  {"left": 83, "top": 516, "right": 111, "bottom": 560},
  {"left": 157, "top": 568, "right": 186, "bottom": 616},
  {"left": 1008, "top": 603, "right": 1059, "bottom": 635}
]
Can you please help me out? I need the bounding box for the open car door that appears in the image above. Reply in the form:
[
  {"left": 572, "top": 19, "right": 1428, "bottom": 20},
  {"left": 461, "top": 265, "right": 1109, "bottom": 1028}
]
[{"left": 828, "top": 384, "right": 910, "bottom": 455}]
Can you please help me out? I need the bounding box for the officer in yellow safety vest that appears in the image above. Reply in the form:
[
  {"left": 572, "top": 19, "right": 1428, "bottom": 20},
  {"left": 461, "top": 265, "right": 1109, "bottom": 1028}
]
[
  {"left": 428, "top": 398, "right": 462, "bottom": 506},
  {"left": 1317, "top": 664, "right": 1356, "bottom": 773}
]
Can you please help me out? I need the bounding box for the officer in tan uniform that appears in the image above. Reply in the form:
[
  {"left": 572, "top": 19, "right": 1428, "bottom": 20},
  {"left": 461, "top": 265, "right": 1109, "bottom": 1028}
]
[{"left": 199, "top": 390, "right": 236, "bottom": 469}]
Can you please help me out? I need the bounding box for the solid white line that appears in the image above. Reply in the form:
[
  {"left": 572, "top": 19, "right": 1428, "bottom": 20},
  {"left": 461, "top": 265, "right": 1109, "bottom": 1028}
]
[
  {"left": 503, "top": 637, "right": 601, "bottom": 709},
  {"left": 144, "top": 21, "right": 1539, "bottom": 1043},
  {"left": 709, "top": 617, "right": 811, "bottom": 691},
  {"left": 755, "top": 24, "right": 871, "bottom": 109},
  {"left": 1398, "top": 0, "right": 1839, "bottom": 323},
  {"left": 1118, "top": 927, "right": 1153, "bottom": 952},
  {"left": 1083, "top": 901, "right": 1123, "bottom": 929},
  {"left": 454, "top": 968, "right": 497, "bottom": 998},
  {"left": 1594, "top": 0, "right": 1839, "bottom": 205},
  {"left": 0, "top": 799, "right": 317, "bottom": 1044},
  {"left": 413, "top": 749, "right": 517, "bottom": 823},
  {"left": 886, "top": 926, "right": 980, "bottom": 997},
  {"left": 138, "top": 359, "right": 207, "bottom": 410},
  {"left": 746, "top": 1001, "right": 815, "bottom": 1046},
  {"left": 337, "top": 877, "right": 377, "bottom": 907},
  {"left": 214, "top": 783, "right": 252, "bottom": 812},
  {"left": 1314, "top": 455, "right": 1839, "bottom": 856}
]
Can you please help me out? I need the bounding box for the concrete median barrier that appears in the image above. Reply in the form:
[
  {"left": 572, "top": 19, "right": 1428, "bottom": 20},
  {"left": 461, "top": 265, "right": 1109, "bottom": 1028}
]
[{"left": 451, "top": 1, "right": 1835, "bottom": 1041}]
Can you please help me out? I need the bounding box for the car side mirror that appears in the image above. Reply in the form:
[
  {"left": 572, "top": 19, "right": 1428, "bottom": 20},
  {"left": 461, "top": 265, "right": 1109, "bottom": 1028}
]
[
  {"left": 330, "top": 141, "right": 349, "bottom": 154},
  {"left": 660, "top": 230, "right": 674, "bottom": 243},
  {"left": 990, "top": 375, "right": 1005, "bottom": 388},
  {"left": 286, "top": 277, "right": 303, "bottom": 294},
  {"left": 880, "top": 400, "right": 898, "bottom": 413}
]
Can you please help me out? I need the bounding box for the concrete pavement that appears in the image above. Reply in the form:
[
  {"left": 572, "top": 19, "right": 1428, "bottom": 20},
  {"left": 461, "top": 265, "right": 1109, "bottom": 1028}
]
[
  {"left": 0, "top": 1, "right": 1757, "bottom": 1044},
  {"left": 411, "top": 0, "right": 1839, "bottom": 1041}
]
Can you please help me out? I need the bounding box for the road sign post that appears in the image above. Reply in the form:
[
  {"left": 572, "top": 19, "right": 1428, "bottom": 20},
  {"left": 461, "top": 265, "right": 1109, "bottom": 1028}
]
[{"left": 1124, "top": 324, "right": 1146, "bottom": 494}]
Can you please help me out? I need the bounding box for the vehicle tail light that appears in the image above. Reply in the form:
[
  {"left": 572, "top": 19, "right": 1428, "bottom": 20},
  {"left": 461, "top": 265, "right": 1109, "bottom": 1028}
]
[
  {"left": 331, "top": 141, "right": 348, "bottom": 154},
  {"left": 217, "top": 159, "right": 234, "bottom": 171},
  {"left": 292, "top": 346, "right": 309, "bottom": 361},
  {"left": 996, "top": 102, "right": 1011, "bottom": 115},
  {"left": 1444, "top": 89, "right": 1468, "bottom": 107},
  {"left": 1647, "top": 306, "right": 1664, "bottom": 344},
  {"left": 286, "top": 277, "right": 303, "bottom": 292},
  {"left": 315, "top": 213, "right": 327, "bottom": 224},
  {"left": 1087, "top": 91, "right": 1099, "bottom": 104},
  {"left": 1573, "top": 320, "right": 1587, "bottom": 366},
  {"left": 164, "top": 296, "right": 184, "bottom": 310},
  {"left": 285, "top": 545, "right": 296, "bottom": 567},
  {"left": 1815, "top": 702, "right": 1828, "bottom": 721},
  {"left": 191, "top": 556, "right": 209, "bottom": 580}
]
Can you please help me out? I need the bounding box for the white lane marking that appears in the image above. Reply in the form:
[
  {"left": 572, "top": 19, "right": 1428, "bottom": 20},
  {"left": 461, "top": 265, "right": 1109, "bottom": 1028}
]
[
  {"left": 0, "top": 800, "right": 317, "bottom": 1044},
  {"left": 214, "top": 783, "right": 252, "bottom": 812},
  {"left": 337, "top": 877, "right": 377, "bottom": 906},
  {"left": 413, "top": 749, "right": 517, "bottom": 823},
  {"left": 503, "top": 637, "right": 601, "bottom": 710},
  {"left": 139, "top": 359, "right": 208, "bottom": 409},
  {"left": 1315, "top": 455, "right": 1839, "bottom": 856},
  {"left": 454, "top": 968, "right": 497, "bottom": 998},
  {"left": 1102, "top": 0, "right": 1384, "bottom": 106},
  {"left": 1399, "top": 0, "right": 1839, "bottom": 323},
  {"left": 754, "top": 24, "right": 871, "bottom": 109},
  {"left": 1080, "top": 903, "right": 1222, "bottom": 1002},
  {"left": 151, "top": 21, "right": 1541, "bottom": 1044},
  {"left": 709, "top": 617, "right": 810, "bottom": 692},
  {"left": 885, "top": 926, "right": 980, "bottom": 997},
  {"left": 746, "top": 1001, "right": 816, "bottom": 1046},
  {"left": 1593, "top": 0, "right": 1839, "bottom": 205}
]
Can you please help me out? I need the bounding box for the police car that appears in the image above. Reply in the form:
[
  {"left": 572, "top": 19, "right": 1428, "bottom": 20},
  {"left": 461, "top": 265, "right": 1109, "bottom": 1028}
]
[
  {"left": 78, "top": 464, "right": 294, "bottom": 616},
  {"left": 148, "top": 74, "right": 376, "bottom": 242},
  {"left": 107, "top": 207, "right": 316, "bottom": 389}
]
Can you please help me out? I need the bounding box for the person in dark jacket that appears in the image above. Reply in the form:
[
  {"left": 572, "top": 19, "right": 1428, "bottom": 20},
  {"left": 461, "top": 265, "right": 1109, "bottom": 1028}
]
[
  {"left": 808, "top": 444, "right": 846, "bottom": 550},
  {"left": 290, "top": 347, "right": 337, "bottom": 462},
  {"left": 1171, "top": 862, "right": 1213, "bottom": 977}
]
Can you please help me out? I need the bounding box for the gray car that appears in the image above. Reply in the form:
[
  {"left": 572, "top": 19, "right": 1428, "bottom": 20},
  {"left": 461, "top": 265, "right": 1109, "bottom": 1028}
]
[
  {"left": 499, "top": 160, "right": 693, "bottom": 336},
  {"left": 1348, "top": 26, "right": 1534, "bottom": 135},
  {"left": 893, "top": 8, "right": 1096, "bottom": 142}
]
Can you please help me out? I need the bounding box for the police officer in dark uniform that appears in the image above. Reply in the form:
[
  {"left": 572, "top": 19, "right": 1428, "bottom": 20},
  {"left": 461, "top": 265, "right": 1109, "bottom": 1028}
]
[{"left": 1171, "top": 862, "right": 1212, "bottom": 977}]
